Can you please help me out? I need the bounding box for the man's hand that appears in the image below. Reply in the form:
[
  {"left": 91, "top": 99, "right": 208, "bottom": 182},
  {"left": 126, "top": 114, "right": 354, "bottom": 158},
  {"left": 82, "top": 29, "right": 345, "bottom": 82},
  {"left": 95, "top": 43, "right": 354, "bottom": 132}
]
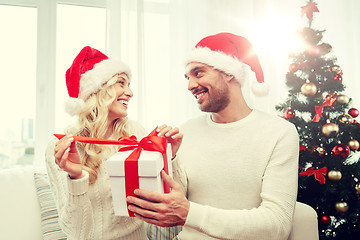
[{"left": 126, "top": 170, "right": 190, "bottom": 227}]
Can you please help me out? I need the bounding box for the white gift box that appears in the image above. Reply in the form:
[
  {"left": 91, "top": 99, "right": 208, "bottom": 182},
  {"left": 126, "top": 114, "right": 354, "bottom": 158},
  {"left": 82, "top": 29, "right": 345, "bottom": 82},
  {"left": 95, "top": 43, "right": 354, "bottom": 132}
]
[{"left": 106, "top": 144, "right": 172, "bottom": 216}]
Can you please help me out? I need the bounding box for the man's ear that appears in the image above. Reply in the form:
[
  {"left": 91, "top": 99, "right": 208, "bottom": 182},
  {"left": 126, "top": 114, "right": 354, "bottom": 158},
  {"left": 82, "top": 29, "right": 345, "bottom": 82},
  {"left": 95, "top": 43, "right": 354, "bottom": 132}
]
[{"left": 225, "top": 74, "right": 235, "bottom": 83}]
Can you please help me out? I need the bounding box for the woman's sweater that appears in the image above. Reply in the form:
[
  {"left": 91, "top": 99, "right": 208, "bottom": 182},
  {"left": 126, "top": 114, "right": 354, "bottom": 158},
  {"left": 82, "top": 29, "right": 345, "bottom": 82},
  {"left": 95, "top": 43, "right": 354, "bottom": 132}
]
[{"left": 45, "top": 120, "right": 148, "bottom": 240}]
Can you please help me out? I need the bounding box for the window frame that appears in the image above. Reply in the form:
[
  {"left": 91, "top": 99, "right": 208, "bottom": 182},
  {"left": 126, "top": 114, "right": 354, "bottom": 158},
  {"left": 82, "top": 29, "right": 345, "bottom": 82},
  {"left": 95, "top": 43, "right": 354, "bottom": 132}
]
[
  {"left": 0, "top": 0, "right": 107, "bottom": 166},
  {"left": 0, "top": 0, "right": 170, "bottom": 167}
]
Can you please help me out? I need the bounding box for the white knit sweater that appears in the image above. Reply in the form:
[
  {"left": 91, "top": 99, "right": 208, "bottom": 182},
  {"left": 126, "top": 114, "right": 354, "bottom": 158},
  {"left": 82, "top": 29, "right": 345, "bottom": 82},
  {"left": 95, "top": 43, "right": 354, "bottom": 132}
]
[
  {"left": 173, "top": 109, "right": 299, "bottom": 240},
  {"left": 45, "top": 120, "right": 148, "bottom": 240}
]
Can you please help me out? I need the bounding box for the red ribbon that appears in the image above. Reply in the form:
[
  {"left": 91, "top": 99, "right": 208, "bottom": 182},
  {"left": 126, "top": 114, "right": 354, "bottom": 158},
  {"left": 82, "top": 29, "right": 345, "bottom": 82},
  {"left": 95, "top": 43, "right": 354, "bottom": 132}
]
[
  {"left": 54, "top": 128, "right": 170, "bottom": 217},
  {"left": 299, "top": 167, "right": 327, "bottom": 184},
  {"left": 312, "top": 93, "right": 337, "bottom": 122}
]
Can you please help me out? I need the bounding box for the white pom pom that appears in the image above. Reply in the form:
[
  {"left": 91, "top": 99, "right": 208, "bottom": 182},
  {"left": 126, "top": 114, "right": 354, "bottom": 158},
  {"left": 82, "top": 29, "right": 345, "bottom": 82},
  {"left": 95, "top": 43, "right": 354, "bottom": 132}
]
[
  {"left": 251, "top": 81, "right": 270, "bottom": 97},
  {"left": 65, "top": 97, "right": 85, "bottom": 116}
]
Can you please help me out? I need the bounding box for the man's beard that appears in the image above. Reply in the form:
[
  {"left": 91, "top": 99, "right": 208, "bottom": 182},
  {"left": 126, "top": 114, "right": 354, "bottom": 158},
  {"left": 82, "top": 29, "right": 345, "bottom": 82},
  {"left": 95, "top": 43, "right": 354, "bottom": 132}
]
[{"left": 200, "top": 84, "right": 230, "bottom": 113}]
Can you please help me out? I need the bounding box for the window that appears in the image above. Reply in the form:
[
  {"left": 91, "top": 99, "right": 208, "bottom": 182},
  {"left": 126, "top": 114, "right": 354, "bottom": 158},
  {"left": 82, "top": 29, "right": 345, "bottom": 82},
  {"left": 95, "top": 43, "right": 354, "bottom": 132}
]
[
  {"left": 55, "top": 4, "right": 106, "bottom": 133},
  {"left": 0, "top": 5, "right": 37, "bottom": 168}
]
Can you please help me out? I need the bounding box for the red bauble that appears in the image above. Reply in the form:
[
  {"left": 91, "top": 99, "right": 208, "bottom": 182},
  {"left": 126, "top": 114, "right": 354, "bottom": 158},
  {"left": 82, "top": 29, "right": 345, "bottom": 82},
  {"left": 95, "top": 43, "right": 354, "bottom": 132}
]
[
  {"left": 320, "top": 215, "right": 331, "bottom": 226},
  {"left": 332, "top": 143, "right": 350, "bottom": 158},
  {"left": 289, "top": 64, "right": 298, "bottom": 72},
  {"left": 333, "top": 73, "right": 343, "bottom": 81},
  {"left": 348, "top": 108, "right": 359, "bottom": 118},
  {"left": 285, "top": 109, "right": 296, "bottom": 120}
]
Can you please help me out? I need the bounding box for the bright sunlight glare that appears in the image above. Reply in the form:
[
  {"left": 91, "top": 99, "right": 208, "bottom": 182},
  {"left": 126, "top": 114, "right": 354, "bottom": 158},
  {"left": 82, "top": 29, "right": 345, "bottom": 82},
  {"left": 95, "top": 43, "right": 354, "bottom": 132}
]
[{"left": 250, "top": 11, "right": 304, "bottom": 59}]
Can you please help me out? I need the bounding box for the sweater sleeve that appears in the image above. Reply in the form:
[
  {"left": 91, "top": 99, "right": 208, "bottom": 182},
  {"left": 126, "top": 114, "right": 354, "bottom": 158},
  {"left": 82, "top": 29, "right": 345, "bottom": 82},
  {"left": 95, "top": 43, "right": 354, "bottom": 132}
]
[
  {"left": 45, "top": 138, "right": 95, "bottom": 240},
  {"left": 184, "top": 124, "right": 299, "bottom": 240}
]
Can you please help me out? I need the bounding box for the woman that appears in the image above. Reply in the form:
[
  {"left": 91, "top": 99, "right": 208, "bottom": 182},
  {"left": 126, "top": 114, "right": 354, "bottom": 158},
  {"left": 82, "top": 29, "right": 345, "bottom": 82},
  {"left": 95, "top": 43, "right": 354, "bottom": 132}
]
[{"left": 45, "top": 46, "right": 182, "bottom": 240}]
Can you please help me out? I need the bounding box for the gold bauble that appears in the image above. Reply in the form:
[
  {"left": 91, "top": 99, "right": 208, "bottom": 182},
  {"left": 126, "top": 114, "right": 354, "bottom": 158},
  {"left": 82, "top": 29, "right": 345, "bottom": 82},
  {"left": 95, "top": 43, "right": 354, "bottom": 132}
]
[
  {"left": 321, "top": 122, "right": 339, "bottom": 137},
  {"left": 335, "top": 201, "right": 349, "bottom": 213},
  {"left": 328, "top": 170, "right": 342, "bottom": 181},
  {"left": 336, "top": 94, "right": 350, "bottom": 104},
  {"left": 301, "top": 81, "right": 317, "bottom": 97},
  {"left": 355, "top": 183, "right": 360, "bottom": 194},
  {"left": 338, "top": 113, "right": 354, "bottom": 124},
  {"left": 348, "top": 139, "right": 360, "bottom": 151},
  {"left": 332, "top": 65, "right": 342, "bottom": 74}
]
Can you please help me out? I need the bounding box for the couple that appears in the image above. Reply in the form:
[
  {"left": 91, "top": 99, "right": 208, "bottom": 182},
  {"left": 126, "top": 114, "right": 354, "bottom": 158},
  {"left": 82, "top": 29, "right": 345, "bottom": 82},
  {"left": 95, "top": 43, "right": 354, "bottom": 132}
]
[{"left": 46, "top": 32, "right": 299, "bottom": 240}]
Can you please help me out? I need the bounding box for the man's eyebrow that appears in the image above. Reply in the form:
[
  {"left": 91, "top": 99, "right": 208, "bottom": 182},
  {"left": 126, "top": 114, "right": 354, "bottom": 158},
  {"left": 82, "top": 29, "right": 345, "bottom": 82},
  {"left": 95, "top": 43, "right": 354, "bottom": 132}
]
[
  {"left": 190, "top": 66, "right": 204, "bottom": 74},
  {"left": 185, "top": 66, "right": 205, "bottom": 79}
]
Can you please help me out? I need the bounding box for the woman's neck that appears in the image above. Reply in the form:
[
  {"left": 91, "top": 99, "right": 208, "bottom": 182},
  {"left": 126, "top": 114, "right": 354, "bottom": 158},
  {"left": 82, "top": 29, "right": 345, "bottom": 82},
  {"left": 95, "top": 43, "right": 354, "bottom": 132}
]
[{"left": 104, "top": 124, "right": 114, "bottom": 139}]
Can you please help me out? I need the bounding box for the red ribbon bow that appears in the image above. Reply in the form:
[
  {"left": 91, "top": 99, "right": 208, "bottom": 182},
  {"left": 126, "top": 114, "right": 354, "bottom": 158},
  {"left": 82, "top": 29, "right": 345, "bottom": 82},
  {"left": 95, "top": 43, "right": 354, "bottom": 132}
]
[
  {"left": 299, "top": 144, "right": 311, "bottom": 152},
  {"left": 312, "top": 93, "right": 337, "bottom": 122},
  {"left": 54, "top": 128, "right": 170, "bottom": 217},
  {"left": 299, "top": 167, "right": 327, "bottom": 184}
]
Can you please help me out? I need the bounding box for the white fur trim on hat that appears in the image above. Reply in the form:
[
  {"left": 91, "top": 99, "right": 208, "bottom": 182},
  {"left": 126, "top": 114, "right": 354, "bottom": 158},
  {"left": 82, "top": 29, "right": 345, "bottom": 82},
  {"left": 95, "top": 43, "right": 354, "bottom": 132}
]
[
  {"left": 79, "top": 59, "right": 131, "bottom": 101},
  {"left": 185, "top": 47, "right": 248, "bottom": 86},
  {"left": 65, "top": 97, "right": 86, "bottom": 116}
]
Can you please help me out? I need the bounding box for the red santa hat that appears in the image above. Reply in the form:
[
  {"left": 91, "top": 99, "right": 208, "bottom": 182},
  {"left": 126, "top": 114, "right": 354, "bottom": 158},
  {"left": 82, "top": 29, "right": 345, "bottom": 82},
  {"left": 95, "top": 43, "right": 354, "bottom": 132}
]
[
  {"left": 65, "top": 46, "right": 131, "bottom": 116},
  {"left": 185, "top": 32, "right": 269, "bottom": 96}
]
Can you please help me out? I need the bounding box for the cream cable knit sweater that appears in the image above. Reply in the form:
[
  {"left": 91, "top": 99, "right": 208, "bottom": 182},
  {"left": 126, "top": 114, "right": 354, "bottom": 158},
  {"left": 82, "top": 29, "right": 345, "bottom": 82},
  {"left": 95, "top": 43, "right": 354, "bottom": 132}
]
[
  {"left": 173, "top": 109, "right": 299, "bottom": 240},
  {"left": 45, "top": 120, "right": 148, "bottom": 240}
]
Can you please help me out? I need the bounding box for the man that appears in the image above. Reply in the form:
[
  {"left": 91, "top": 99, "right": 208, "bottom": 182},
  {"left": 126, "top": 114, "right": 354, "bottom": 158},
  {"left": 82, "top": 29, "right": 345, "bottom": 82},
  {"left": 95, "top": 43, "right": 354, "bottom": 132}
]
[{"left": 127, "top": 32, "right": 299, "bottom": 240}]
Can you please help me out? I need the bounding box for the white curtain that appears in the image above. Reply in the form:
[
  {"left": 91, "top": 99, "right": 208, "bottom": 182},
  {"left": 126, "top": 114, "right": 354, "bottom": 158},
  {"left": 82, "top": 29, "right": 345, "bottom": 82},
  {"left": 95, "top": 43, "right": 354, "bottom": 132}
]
[{"left": 106, "top": 0, "right": 360, "bottom": 131}]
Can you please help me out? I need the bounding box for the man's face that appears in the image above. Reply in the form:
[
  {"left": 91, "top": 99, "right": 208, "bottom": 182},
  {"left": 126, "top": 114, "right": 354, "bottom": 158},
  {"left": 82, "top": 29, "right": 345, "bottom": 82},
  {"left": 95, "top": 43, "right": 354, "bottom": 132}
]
[{"left": 185, "top": 62, "right": 230, "bottom": 113}]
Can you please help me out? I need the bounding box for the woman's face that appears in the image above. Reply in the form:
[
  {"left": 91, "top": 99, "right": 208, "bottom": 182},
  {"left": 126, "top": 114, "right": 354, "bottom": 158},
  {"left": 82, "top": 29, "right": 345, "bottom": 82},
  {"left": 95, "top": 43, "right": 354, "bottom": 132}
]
[{"left": 107, "top": 75, "right": 133, "bottom": 122}]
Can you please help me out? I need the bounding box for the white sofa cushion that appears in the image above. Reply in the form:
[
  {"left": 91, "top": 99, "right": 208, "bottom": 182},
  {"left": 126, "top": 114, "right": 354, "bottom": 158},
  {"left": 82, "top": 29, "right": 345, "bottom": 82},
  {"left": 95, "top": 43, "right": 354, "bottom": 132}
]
[{"left": 0, "top": 166, "right": 43, "bottom": 240}]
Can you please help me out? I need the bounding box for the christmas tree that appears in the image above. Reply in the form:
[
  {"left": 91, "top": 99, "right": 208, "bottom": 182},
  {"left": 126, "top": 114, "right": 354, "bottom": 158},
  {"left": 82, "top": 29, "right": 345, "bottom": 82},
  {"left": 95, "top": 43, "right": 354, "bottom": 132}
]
[{"left": 275, "top": 1, "right": 360, "bottom": 239}]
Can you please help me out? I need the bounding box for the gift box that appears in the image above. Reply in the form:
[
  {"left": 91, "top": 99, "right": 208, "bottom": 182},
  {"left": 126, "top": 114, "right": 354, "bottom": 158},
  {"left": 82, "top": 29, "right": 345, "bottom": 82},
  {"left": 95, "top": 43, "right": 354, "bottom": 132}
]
[
  {"left": 54, "top": 128, "right": 173, "bottom": 217},
  {"left": 106, "top": 143, "right": 172, "bottom": 216}
]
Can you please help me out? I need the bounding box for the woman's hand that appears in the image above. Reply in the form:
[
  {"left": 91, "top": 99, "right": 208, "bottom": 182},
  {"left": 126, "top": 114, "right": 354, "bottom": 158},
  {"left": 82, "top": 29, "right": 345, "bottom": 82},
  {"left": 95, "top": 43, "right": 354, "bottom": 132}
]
[
  {"left": 54, "top": 135, "right": 83, "bottom": 179},
  {"left": 156, "top": 124, "right": 183, "bottom": 159}
]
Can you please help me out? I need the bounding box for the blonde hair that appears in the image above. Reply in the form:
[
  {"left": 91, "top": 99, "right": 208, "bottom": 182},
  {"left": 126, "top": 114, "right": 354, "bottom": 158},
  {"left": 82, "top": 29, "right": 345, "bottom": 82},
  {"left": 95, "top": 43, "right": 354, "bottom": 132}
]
[{"left": 65, "top": 73, "right": 130, "bottom": 184}]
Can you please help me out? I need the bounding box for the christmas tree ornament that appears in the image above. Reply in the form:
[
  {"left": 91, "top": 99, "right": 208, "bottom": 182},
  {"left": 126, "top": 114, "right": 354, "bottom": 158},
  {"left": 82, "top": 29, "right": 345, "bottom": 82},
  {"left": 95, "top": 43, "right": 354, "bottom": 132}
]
[
  {"left": 318, "top": 43, "right": 332, "bottom": 55},
  {"left": 333, "top": 73, "right": 343, "bottom": 82},
  {"left": 299, "top": 167, "right": 327, "bottom": 184},
  {"left": 312, "top": 93, "right": 337, "bottom": 122},
  {"left": 284, "top": 108, "right": 296, "bottom": 120},
  {"left": 289, "top": 63, "right": 298, "bottom": 72},
  {"left": 321, "top": 121, "right": 339, "bottom": 137},
  {"left": 331, "top": 65, "right": 342, "bottom": 74},
  {"left": 301, "top": 81, "right": 317, "bottom": 96},
  {"left": 332, "top": 143, "right": 350, "bottom": 158},
  {"left": 320, "top": 215, "right": 331, "bottom": 226},
  {"left": 338, "top": 113, "right": 354, "bottom": 124},
  {"left": 336, "top": 94, "right": 350, "bottom": 104},
  {"left": 335, "top": 201, "right": 349, "bottom": 213},
  {"left": 348, "top": 108, "right": 359, "bottom": 118},
  {"left": 301, "top": 1, "right": 319, "bottom": 20},
  {"left": 348, "top": 139, "right": 360, "bottom": 151},
  {"left": 327, "top": 170, "right": 342, "bottom": 181},
  {"left": 355, "top": 183, "right": 360, "bottom": 194},
  {"left": 315, "top": 145, "right": 326, "bottom": 156}
]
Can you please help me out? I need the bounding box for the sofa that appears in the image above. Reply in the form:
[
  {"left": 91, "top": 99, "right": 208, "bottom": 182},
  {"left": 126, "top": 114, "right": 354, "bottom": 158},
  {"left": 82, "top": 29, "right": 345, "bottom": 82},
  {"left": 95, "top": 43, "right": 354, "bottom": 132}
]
[{"left": 0, "top": 166, "right": 319, "bottom": 240}]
